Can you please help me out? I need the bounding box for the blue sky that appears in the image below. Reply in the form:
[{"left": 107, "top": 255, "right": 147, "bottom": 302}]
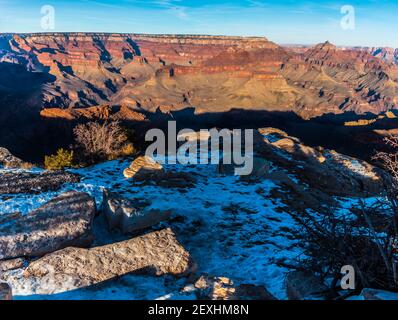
[{"left": 0, "top": 0, "right": 396, "bottom": 47}]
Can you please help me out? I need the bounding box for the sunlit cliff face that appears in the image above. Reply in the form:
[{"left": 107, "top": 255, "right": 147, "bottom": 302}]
[{"left": 1, "top": 33, "right": 397, "bottom": 119}]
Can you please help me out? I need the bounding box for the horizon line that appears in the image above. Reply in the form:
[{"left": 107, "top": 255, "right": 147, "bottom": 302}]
[{"left": 0, "top": 32, "right": 396, "bottom": 49}]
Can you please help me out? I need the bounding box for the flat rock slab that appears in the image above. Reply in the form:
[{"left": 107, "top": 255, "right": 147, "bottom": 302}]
[
  {"left": 0, "top": 191, "right": 96, "bottom": 260},
  {"left": 23, "top": 228, "right": 194, "bottom": 294},
  {"left": 0, "top": 171, "right": 80, "bottom": 194},
  {"left": 123, "top": 156, "right": 164, "bottom": 180}
]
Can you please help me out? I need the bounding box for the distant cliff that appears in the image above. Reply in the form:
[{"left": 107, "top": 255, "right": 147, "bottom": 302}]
[{"left": 0, "top": 33, "right": 397, "bottom": 120}]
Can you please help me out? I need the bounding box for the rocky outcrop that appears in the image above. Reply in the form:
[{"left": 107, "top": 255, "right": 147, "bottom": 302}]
[
  {"left": 258, "top": 128, "right": 385, "bottom": 197},
  {"left": 23, "top": 228, "right": 194, "bottom": 294},
  {"left": 0, "top": 171, "right": 80, "bottom": 194},
  {"left": 0, "top": 148, "right": 23, "bottom": 168},
  {"left": 102, "top": 189, "right": 172, "bottom": 233},
  {"left": 0, "top": 192, "right": 96, "bottom": 260},
  {"left": 356, "top": 47, "right": 398, "bottom": 65},
  {"left": 0, "top": 283, "right": 12, "bottom": 300},
  {"left": 41, "top": 105, "right": 147, "bottom": 122},
  {"left": 123, "top": 156, "right": 164, "bottom": 180},
  {"left": 193, "top": 275, "right": 276, "bottom": 300},
  {"left": 286, "top": 271, "right": 330, "bottom": 300}
]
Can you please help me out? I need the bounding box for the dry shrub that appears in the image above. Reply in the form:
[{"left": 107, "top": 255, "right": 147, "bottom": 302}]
[
  {"left": 73, "top": 121, "right": 134, "bottom": 163},
  {"left": 284, "top": 136, "right": 398, "bottom": 297},
  {"left": 44, "top": 148, "right": 74, "bottom": 170},
  {"left": 287, "top": 202, "right": 398, "bottom": 296}
]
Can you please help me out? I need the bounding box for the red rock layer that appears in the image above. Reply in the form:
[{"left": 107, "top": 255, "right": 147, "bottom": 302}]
[{"left": 2, "top": 34, "right": 398, "bottom": 118}]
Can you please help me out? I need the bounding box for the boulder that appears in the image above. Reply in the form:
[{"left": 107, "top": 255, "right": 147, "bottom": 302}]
[
  {"left": 286, "top": 271, "right": 330, "bottom": 300},
  {"left": 0, "top": 171, "right": 80, "bottom": 194},
  {"left": 23, "top": 228, "right": 195, "bottom": 294},
  {"left": 102, "top": 189, "right": 172, "bottom": 233},
  {"left": 0, "top": 192, "right": 96, "bottom": 260},
  {"left": 360, "top": 288, "right": 398, "bottom": 300},
  {"left": 123, "top": 156, "right": 164, "bottom": 180},
  {"left": 0, "top": 147, "right": 23, "bottom": 168},
  {"left": 0, "top": 283, "right": 12, "bottom": 300},
  {"left": 194, "top": 275, "right": 276, "bottom": 300}
]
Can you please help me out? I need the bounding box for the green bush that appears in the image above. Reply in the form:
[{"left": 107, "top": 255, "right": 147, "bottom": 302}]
[{"left": 44, "top": 149, "right": 74, "bottom": 170}]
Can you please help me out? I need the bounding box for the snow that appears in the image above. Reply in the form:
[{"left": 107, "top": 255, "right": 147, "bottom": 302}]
[{"left": 0, "top": 157, "right": 385, "bottom": 300}]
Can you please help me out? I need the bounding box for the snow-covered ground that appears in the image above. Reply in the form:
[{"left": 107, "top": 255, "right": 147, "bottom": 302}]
[{"left": 0, "top": 159, "right": 378, "bottom": 300}]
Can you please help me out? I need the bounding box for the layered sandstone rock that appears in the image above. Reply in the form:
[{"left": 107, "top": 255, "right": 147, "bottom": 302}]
[
  {"left": 258, "top": 128, "right": 385, "bottom": 197},
  {"left": 3, "top": 33, "right": 396, "bottom": 118},
  {"left": 0, "top": 192, "right": 96, "bottom": 260},
  {"left": 123, "top": 156, "right": 164, "bottom": 180},
  {"left": 23, "top": 228, "right": 194, "bottom": 294},
  {"left": 355, "top": 47, "right": 398, "bottom": 65},
  {"left": 41, "top": 105, "right": 147, "bottom": 122},
  {"left": 0, "top": 171, "right": 80, "bottom": 194}
]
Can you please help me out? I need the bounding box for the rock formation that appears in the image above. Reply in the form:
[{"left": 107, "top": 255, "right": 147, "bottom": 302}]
[
  {"left": 23, "top": 228, "right": 194, "bottom": 294},
  {"left": 123, "top": 155, "right": 164, "bottom": 180},
  {"left": 0, "top": 33, "right": 396, "bottom": 120},
  {"left": 257, "top": 128, "right": 386, "bottom": 197},
  {"left": 0, "top": 171, "right": 80, "bottom": 194},
  {"left": 0, "top": 192, "right": 96, "bottom": 260},
  {"left": 102, "top": 189, "right": 171, "bottom": 233},
  {"left": 0, "top": 148, "right": 24, "bottom": 168}
]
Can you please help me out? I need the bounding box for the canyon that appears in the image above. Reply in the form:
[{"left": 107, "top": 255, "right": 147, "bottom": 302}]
[
  {"left": 0, "top": 33, "right": 398, "bottom": 161},
  {"left": 1, "top": 33, "right": 397, "bottom": 118},
  {"left": 1, "top": 33, "right": 398, "bottom": 301}
]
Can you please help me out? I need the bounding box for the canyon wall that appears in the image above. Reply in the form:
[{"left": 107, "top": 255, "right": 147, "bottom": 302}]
[{"left": 0, "top": 33, "right": 397, "bottom": 120}]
